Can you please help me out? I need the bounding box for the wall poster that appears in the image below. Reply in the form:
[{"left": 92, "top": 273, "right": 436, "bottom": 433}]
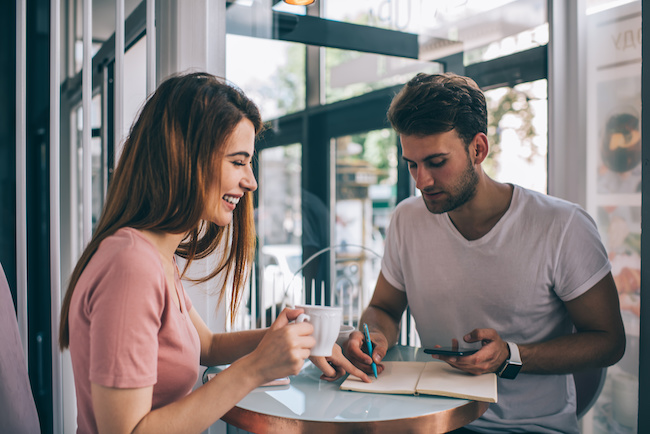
[{"left": 585, "top": 2, "right": 641, "bottom": 433}]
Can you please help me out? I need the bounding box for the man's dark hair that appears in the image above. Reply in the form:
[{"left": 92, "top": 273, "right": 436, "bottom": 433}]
[{"left": 387, "top": 72, "right": 488, "bottom": 147}]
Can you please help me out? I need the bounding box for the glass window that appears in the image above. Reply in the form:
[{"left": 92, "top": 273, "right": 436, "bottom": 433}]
[
  {"left": 464, "top": 23, "right": 548, "bottom": 65},
  {"left": 257, "top": 145, "right": 303, "bottom": 246},
  {"left": 325, "top": 48, "right": 443, "bottom": 104},
  {"left": 255, "top": 144, "right": 303, "bottom": 325},
  {"left": 227, "top": 35, "right": 305, "bottom": 120},
  {"left": 70, "top": 0, "right": 139, "bottom": 75},
  {"left": 70, "top": 33, "right": 147, "bottom": 259},
  {"left": 484, "top": 79, "right": 548, "bottom": 193},
  {"left": 72, "top": 92, "right": 102, "bottom": 255},
  {"left": 334, "top": 128, "right": 397, "bottom": 325},
  {"left": 123, "top": 36, "right": 147, "bottom": 140},
  {"left": 586, "top": 0, "right": 638, "bottom": 14},
  {"left": 321, "top": 0, "right": 547, "bottom": 67}
]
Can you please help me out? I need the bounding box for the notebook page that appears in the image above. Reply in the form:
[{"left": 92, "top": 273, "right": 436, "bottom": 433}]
[
  {"left": 340, "top": 361, "right": 426, "bottom": 395},
  {"left": 416, "top": 361, "right": 497, "bottom": 403}
]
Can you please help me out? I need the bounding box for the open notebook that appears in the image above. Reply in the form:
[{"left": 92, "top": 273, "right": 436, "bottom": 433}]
[{"left": 340, "top": 361, "right": 497, "bottom": 403}]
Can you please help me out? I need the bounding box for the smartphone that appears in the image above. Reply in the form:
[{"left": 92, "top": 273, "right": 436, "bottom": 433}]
[{"left": 424, "top": 346, "right": 480, "bottom": 356}]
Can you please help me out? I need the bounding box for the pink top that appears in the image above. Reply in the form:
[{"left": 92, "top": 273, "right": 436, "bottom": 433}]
[
  {"left": 69, "top": 227, "right": 201, "bottom": 433},
  {"left": 0, "top": 263, "right": 41, "bottom": 433}
]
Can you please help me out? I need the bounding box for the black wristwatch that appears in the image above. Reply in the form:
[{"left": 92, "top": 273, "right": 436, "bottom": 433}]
[{"left": 497, "top": 341, "right": 522, "bottom": 380}]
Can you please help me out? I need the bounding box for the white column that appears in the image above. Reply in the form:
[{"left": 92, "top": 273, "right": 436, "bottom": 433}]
[
  {"left": 329, "top": 138, "right": 337, "bottom": 303},
  {"left": 115, "top": 0, "right": 125, "bottom": 163},
  {"left": 547, "top": 0, "right": 587, "bottom": 207},
  {"left": 146, "top": 0, "right": 156, "bottom": 95},
  {"left": 16, "top": 0, "right": 28, "bottom": 363},
  {"left": 156, "top": 0, "right": 226, "bottom": 80},
  {"left": 82, "top": 0, "right": 92, "bottom": 246},
  {"left": 50, "top": 0, "right": 63, "bottom": 431}
]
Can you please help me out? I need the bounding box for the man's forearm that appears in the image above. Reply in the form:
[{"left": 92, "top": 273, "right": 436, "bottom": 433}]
[
  {"left": 519, "top": 330, "right": 625, "bottom": 375},
  {"left": 520, "top": 274, "right": 626, "bottom": 374}
]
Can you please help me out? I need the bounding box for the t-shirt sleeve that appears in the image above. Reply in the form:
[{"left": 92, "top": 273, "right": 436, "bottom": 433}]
[
  {"left": 381, "top": 206, "right": 407, "bottom": 292},
  {"left": 86, "top": 247, "right": 165, "bottom": 389},
  {"left": 554, "top": 206, "right": 611, "bottom": 301}
]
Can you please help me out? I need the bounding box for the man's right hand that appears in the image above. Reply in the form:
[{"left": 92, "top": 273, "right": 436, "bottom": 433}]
[
  {"left": 345, "top": 272, "right": 408, "bottom": 375},
  {"left": 344, "top": 329, "right": 387, "bottom": 376}
]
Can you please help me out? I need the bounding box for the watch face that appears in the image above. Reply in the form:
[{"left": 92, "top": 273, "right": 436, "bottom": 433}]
[{"left": 500, "top": 362, "right": 522, "bottom": 380}]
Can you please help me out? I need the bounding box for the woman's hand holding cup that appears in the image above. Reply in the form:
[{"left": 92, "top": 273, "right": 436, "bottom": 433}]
[
  {"left": 294, "top": 305, "right": 342, "bottom": 357},
  {"left": 249, "top": 307, "right": 315, "bottom": 385}
]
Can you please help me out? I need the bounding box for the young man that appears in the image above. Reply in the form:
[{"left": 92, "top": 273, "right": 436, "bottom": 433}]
[{"left": 346, "top": 73, "right": 625, "bottom": 433}]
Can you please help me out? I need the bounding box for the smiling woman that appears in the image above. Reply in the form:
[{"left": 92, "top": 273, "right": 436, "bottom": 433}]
[
  {"left": 56, "top": 71, "right": 367, "bottom": 434},
  {"left": 60, "top": 72, "right": 263, "bottom": 346},
  {"left": 58, "top": 72, "right": 263, "bottom": 433},
  {"left": 203, "top": 119, "right": 258, "bottom": 227}
]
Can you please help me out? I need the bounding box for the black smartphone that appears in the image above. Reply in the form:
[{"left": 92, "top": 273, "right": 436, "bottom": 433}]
[{"left": 424, "top": 346, "right": 480, "bottom": 356}]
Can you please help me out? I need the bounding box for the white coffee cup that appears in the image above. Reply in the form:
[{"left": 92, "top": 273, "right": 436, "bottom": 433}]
[{"left": 295, "top": 305, "right": 342, "bottom": 357}]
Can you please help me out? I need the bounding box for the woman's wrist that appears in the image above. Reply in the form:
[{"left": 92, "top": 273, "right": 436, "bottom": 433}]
[{"left": 228, "top": 352, "right": 267, "bottom": 389}]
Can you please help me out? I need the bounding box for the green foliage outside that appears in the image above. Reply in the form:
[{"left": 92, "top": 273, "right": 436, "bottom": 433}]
[
  {"left": 485, "top": 85, "right": 541, "bottom": 178},
  {"left": 348, "top": 129, "right": 396, "bottom": 185}
]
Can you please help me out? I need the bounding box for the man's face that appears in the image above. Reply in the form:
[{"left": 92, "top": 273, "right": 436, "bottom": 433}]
[{"left": 401, "top": 129, "right": 479, "bottom": 214}]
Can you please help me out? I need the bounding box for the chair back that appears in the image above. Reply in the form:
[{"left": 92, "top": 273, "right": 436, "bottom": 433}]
[
  {"left": 0, "top": 263, "right": 41, "bottom": 433},
  {"left": 574, "top": 367, "right": 607, "bottom": 419}
]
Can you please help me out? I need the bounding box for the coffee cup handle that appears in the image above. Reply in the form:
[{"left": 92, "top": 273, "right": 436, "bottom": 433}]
[{"left": 296, "top": 313, "right": 310, "bottom": 323}]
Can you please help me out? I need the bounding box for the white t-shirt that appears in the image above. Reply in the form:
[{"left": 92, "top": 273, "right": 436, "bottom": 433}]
[{"left": 381, "top": 185, "right": 611, "bottom": 434}]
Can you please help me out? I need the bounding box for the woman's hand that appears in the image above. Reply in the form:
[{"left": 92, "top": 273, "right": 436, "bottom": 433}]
[
  {"left": 247, "top": 308, "right": 316, "bottom": 385},
  {"left": 309, "top": 344, "right": 371, "bottom": 382}
]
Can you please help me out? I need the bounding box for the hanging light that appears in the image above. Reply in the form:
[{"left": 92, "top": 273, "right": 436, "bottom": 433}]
[{"left": 284, "top": 0, "right": 315, "bottom": 5}]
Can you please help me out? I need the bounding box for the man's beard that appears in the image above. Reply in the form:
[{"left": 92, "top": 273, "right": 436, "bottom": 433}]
[{"left": 421, "top": 155, "right": 479, "bottom": 214}]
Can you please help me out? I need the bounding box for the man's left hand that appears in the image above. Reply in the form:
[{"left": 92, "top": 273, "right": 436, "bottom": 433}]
[{"left": 431, "top": 329, "right": 509, "bottom": 375}]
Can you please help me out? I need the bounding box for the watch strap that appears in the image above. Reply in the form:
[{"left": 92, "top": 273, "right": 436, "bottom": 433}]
[
  {"left": 506, "top": 341, "right": 521, "bottom": 364},
  {"left": 497, "top": 341, "right": 522, "bottom": 379}
]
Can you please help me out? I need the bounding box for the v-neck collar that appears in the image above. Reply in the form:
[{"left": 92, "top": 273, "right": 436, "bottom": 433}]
[
  {"left": 170, "top": 257, "right": 186, "bottom": 314},
  {"left": 443, "top": 185, "right": 518, "bottom": 245}
]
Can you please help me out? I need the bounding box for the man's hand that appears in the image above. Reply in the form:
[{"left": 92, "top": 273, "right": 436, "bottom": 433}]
[
  {"left": 309, "top": 344, "right": 371, "bottom": 382},
  {"left": 430, "top": 329, "right": 509, "bottom": 375},
  {"left": 344, "top": 330, "right": 387, "bottom": 376}
]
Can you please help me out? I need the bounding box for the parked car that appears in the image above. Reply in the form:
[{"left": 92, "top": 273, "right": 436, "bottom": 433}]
[{"left": 260, "top": 244, "right": 304, "bottom": 310}]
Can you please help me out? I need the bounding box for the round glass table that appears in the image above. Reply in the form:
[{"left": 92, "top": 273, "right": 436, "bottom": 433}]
[{"left": 203, "top": 345, "right": 488, "bottom": 433}]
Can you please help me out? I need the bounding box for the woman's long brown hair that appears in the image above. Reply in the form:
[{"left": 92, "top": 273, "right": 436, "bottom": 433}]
[{"left": 59, "top": 72, "right": 263, "bottom": 349}]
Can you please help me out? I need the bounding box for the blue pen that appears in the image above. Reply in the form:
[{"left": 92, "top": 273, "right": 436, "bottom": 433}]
[{"left": 363, "top": 323, "right": 378, "bottom": 379}]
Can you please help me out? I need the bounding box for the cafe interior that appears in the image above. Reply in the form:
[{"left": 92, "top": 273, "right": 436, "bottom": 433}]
[{"left": 2, "top": 0, "right": 648, "bottom": 432}]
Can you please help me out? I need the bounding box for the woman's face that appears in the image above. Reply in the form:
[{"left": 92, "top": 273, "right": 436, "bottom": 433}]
[{"left": 203, "top": 118, "right": 257, "bottom": 226}]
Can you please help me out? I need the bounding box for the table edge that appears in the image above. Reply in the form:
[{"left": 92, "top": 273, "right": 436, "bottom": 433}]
[{"left": 222, "top": 399, "right": 489, "bottom": 434}]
